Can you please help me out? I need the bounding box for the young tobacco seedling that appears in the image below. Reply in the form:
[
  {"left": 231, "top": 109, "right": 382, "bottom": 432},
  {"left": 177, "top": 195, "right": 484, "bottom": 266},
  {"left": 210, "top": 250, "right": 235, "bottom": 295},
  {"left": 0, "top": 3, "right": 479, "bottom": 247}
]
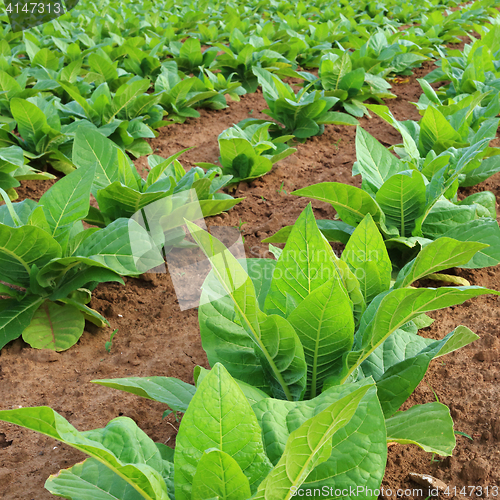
[
  {"left": 0, "top": 363, "right": 371, "bottom": 499},
  {"left": 196, "top": 121, "right": 296, "bottom": 184},
  {"left": 365, "top": 100, "right": 500, "bottom": 187},
  {"left": 267, "top": 126, "right": 500, "bottom": 270},
  {"left": 72, "top": 127, "right": 242, "bottom": 230},
  {"left": 0, "top": 164, "right": 161, "bottom": 351},
  {"left": 250, "top": 67, "right": 359, "bottom": 141},
  {"left": 301, "top": 51, "right": 396, "bottom": 117},
  {"left": 105, "top": 328, "right": 118, "bottom": 353}
]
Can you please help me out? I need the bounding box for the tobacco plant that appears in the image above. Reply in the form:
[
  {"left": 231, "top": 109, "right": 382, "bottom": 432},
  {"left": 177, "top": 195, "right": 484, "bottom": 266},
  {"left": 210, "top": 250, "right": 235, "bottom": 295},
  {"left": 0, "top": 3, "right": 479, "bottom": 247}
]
[
  {"left": 197, "top": 121, "right": 296, "bottom": 184},
  {"left": 0, "top": 363, "right": 372, "bottom": 499},
  {"left": 0, "top": 163, "right": 161, "bottom": 351},
  {"left": 267, "top": 126, "right": 500, "bottom": 269},
  {"left": 173, "top": 206, "right": 495, "bottom": 495},
  {"left": 301, "top": 51, "right": 396, "bottom": 117},
  {"left": 251, "top": 67, "right": 359, "bottom": 141},
  {"left": 72, "top": 127, "right": 241, "bottom": 230}
]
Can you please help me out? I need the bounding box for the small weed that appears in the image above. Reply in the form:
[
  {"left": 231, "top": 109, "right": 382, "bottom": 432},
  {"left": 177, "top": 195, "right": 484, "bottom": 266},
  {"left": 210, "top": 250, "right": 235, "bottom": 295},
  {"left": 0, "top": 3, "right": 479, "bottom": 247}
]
[
  {"left": 260, "top": 195, "right": 266, "bottom": 201},
  {"left": 248, "top": 109, "right": 254, "bottom": 114},
  {"left": 331, "top": 138, "right": 342, "bottom": 151},
  {"left": 277, "top": 181, "right": 287, "bottom": 194},
  {"left": 233, "top": 218, "right": 247, "bottom": 243},
  {"left": 426, "top": 381, "right": 440, "bottom": 403},
  {"left": 163, "top": 410, "right": 180, "bottom": 422},
  {"left": 455, "top": 430, "right": 473, "bottom": 441},
  {"left": 105, "top": 329, "right": 118, "bottom": 353}
]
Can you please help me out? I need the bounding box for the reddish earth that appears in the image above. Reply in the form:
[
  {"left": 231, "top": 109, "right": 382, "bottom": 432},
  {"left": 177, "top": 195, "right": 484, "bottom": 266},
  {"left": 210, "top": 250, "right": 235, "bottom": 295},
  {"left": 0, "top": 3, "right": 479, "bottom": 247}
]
[{"left": 1, "top": 56, "right": 499, "bottom": 500}]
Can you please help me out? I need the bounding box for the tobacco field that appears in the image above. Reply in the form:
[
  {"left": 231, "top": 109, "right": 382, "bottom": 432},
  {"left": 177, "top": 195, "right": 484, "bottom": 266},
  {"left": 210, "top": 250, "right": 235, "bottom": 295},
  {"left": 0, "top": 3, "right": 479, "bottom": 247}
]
[{"left": 0, "top": 0, "right": 499, "bottom": 499}]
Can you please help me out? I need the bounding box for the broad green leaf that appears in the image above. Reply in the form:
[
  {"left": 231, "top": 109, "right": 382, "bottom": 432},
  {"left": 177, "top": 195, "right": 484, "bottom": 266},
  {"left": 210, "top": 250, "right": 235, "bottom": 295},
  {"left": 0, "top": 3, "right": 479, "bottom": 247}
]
[
  {"left": 10, "top": 98, "right": 47, "bottom": 151},
  {"left": 194, "top": 365, "right": 269, "bottom": 407},
  {"left": 22, "top": 301, "right": 85, "bottom": 351},
  {"left": 442, "top": 218, "right": 500, "bottom": 268},
  {"left": 419, "top": 106, "right": 462, "bottom": 155},
  {"left": 365, "top": 104, "right": 419, "bottom": 161},
  {"left": 288, "top": 275, "right": 354, "bottom": 398},
  {"left": 93, "top": 377, "right": 196, "bottom": 413},
  {"left": 394, "top": 238, "right": 489, "bottom": 288},
  {"left": 292, "top": 384, "right": 386, "bottom": 500},
  {"left": 461, "top": 155, "right": 500, "bottom": 187},
  {"left": 292, "top": 183, "right": 385, "bottom": 230},
  {"left": 46, "top": 457, "right": 145, "bottom": 500},
  {"left": 0, "top": 224, "right": 62, "bottom": 287},
  {"left": 265, "top": 204, "right": 340, "bottom": 316},
  {"left": 375, "top": 170, "right": 426, "bottom": 238},
  {"left": 257, "top": 313, "right": 307, "bottom": 401},
  {"left": 0, "top": 295, "right": 43, "bottom": 350},
  {"left": 254, "top": 384, "right": 371, "bottom": 500},
  {"left": 342, "top": 214, "right": 391, "bottom": 304},
  {"left": 191, "top": 450, "right": 251, "bottom": 500},
  {"left": 73, "top": 128, "right": 140, "bottom": 195},
  {"left": 198, "top": 259, "right": 275, "bottom": 395},
  {"left": 96, "top": 183, "right": 170, "bottom": 221},
  {"left": 39, "top": 163, "right": 95, "bottom": 248},
  {"left": 263, "top": 220, "right": 355, "bottom": 245},
  {"left": 174, "top": 363, "right": 272, "bottom": 500},
  {"left": 354, "top": 127, "right": 405, "bottom": 192},
  {"left": 386, "top": 402, "right": 456, "bottom": 456},
  {"left": 335, "top": 286, "right": 499, "bottom": 384},
  {"left": 0, "top": 409, "right": 169, "bottom": 500},
  {"left": 88, "top": 53, "right": 119, "bottom": 82},
  {"left": 77, "top": 219, "right": 162, "bottom": 276}
]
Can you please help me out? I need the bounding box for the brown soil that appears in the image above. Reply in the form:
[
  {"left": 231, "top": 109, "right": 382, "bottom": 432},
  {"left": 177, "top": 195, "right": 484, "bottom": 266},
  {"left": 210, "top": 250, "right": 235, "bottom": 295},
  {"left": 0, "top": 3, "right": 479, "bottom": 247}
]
[{"left": 1, "top": 57, "right": 499, "bottom": 500}]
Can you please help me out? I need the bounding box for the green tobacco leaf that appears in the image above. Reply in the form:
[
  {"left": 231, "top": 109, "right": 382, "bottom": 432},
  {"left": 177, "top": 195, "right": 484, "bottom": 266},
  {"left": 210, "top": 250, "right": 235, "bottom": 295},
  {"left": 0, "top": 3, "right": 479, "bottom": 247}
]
[
  {"left": 194, "top": 365, "right": 269, "bottom": 407},
  {"left": 0, "top": 409, "right": 169, "bottom": 500},
  {"left": 45, "top": 457, "right": 145, "bottom": 500},
  {"left": 0, "top": 295, "right": 43, "bottom": 350},
  {"left": 198, "top": 198, "right": 242, "bottom": 218},
  {"left": 293, "top": 183, "right": 383, "bottom": 229},
  {"left": 77, "top": 219, "right": 162, "bottom": 276},
  {"left": 10, "top": 98, "right": 47, "bottom": 151},
  {"left": 96, "top": 183, "right": 169, "bottom": 220},
  {"left": 461, "top": 155, "right": 500, "bottom": 187},
  {"left": 199, "top": 259, "right": 275, "bottom": 394},
  {"left": 294, "top": 384, "right": 386, "bottom": 499},
  {"left": 334, "top": 286, "right": 499, "bottom": 385},
  {"left": 365, "top": 104, "right": 419, "bottom": 161},
  {"left": 394, "top": 238, "right": 489, "bottom": 288},
  {"left": 265, "top": 204, "right": 340, "bottom": 316},
  {"left": 39, "top": 163, "right": 95, "bottom": 248},
  {"left": 254, "top": 384, "right": 371, "bottom": 500},
  {"left": 188, "top": 222, "right": 305, "bottom": 401},
  {"left": 375, "top": 170, "right": 426, "bottom": 238},
  {"left": 442, "top": 218, "right": 500, "bottom": 268},
  {"left": 93, "top": 377, "right": 196, "bottom": 413},
  {"left": 354, "top": 127, "right": 405, "bottom": 192},
  {"left": 419, "top": 106, "right": 462, "bottom": 155},
  {"left": 258, "top": 313, "right": 307, "bottom": 401},
  {"left": 288, "top": 276, "right": 354, "bottom": 398},
  {"left": 342, "top": 214, "right": 391, "bottom": 304},
  {"left": 191, "top": 450, "right": 251, "bottom": 500},
  {"left": 386, "top": 402, "right": 456, "bottom": 456},
  {"left": 22, "top": 301, "right": 85, "bottom": 351},
  {"left": 174, "top": 363, "right": 272, "bottom": 500},
  {"left": 73, "top": 128, "right": 140, "bottom": 195},
  {"left": 0, "top": 224, "right": 61, "bottom": 287}
]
